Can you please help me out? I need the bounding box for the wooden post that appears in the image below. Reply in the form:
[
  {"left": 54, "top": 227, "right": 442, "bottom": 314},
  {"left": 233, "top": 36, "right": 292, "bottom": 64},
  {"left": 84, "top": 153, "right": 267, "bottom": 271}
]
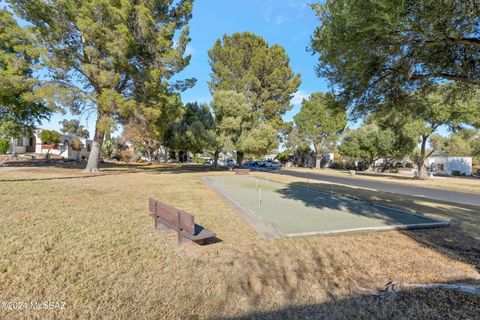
[{"left": 259, "top": 186, "right": 262, "bottom": 206}]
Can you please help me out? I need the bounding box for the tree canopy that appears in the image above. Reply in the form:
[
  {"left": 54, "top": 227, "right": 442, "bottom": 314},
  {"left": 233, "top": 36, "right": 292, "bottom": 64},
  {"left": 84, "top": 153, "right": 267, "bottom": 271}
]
[
  {"left": 310, "top": 0, "right": 480, "bottom": 115},
  {"left": 9, "top": 0, "right": 195, "bottom": 171},
  {"left": 163, "top": 102, "right": 216, "bottom": 160},
  {"left": 339, "top": 123, "right": 414, "bottom": 169},
  {"left": 123, "top": 93, "right": 183, "bottom": 163},
  {"left": 208, "top": 32, "right": 301, "bottom": 129},
  {"left": 39, "top": 129, "right": 60, "bottom": 144},
  {"left": 294, "top": 92, "right": 346, "bottom": 168},
  {"left": 59, "top": 119, "right": 90, "bottom": 138},
  {"left": 430, "top": 129, "right": 479, "bottom": 157},
  {"left": 0, "top": 9, "right": 51, "bottom": 137},
  {"left": 209, "top": 90, "right": 279, "bottom": 164},
  {"left": 373, "top": 85, "right": 479, "bottom": 178}
]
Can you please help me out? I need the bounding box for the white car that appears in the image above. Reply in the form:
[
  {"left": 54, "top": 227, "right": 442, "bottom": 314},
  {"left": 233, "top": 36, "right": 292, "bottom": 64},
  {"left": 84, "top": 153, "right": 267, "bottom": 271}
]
[{"left": 263, "top": 160, "right": 281, "bottom": 168}]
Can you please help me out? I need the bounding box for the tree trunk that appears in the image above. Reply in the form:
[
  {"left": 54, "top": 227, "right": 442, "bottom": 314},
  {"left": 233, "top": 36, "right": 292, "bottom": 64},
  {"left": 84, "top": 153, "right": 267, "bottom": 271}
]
[
  {"left": 147, "top": 149, "right": 152, "bottom": 165},
  {"left": 314, "top": 140, "right": 323, "bottom": 169},
  {"left": 416, "top": 135, "right": 429, "bottom": 180},
  {"left": 236, "top": 151, "right": 244, "bottom": 167},
  {"left": 213, "top": 150, "right": 220, "bottom": 168},
  {"left": 84, "top": 116, "right": 105, "bottom": 172}
]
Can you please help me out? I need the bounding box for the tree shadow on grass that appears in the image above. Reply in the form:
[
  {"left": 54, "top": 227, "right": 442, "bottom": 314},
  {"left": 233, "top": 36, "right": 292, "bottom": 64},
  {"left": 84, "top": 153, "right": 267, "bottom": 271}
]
[
  {"left": 215, "top": 280, "right": 480, "bottom": 320},
  {"left": 275, "top": 180, "right": 480, "bottom": 273},
  {"left": 275, "top": 182, "right": 441, "bottom": 228}
]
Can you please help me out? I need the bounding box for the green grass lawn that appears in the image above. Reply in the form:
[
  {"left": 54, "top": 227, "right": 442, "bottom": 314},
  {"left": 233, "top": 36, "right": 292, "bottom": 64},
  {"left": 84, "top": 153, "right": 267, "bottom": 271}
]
[{"left": 0, "top": 164, "right": 479, "bottom": 319}]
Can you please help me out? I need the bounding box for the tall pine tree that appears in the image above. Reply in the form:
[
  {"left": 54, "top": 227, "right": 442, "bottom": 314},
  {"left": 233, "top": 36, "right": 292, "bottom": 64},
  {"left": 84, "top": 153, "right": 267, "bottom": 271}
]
[
  {"left": 208, "top": 32, "right": 301, "bottom": 163},
  {"left": 9, "top": 0, "right": 195, "bottom": 171}
]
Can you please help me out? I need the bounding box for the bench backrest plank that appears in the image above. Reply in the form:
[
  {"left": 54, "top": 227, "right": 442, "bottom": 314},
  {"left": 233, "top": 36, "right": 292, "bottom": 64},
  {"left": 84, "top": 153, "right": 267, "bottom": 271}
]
[{"left": 148, "top": 198, "right": 195, "bottom": 234}]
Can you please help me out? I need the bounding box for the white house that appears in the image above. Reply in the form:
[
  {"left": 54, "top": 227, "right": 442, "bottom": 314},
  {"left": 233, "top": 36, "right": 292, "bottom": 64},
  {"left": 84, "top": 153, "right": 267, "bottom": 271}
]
[
  {"left": 425, "top": 156, "right": 473, "bottom": 176},
  {"left": 8, "top": 129, "right": 92, "bottom": 161}
]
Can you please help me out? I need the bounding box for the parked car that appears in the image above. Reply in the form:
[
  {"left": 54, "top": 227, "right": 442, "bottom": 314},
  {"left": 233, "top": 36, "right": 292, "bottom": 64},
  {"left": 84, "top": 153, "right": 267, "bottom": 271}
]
[
  {"left": 245, "top": 160, "right": 257, "bottom": 167},
  {"left": 263, "top": 160, "right": 281, "bottom": 168},
  {"left": 270, "top": 161, "right": 282, "bottom": 168}
]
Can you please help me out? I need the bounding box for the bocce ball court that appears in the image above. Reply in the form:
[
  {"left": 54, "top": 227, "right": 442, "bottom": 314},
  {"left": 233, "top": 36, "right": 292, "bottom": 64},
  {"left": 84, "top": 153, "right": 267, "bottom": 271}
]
[{"left": 203, "top": 175, "right": 451, "bottom": 239}]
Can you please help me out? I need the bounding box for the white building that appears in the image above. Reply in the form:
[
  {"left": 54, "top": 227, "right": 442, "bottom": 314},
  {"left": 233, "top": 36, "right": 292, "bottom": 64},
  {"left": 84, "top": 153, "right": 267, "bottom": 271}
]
[
  {"left": 425, "top": 156, "right": 473, "bottom": 176},
  {"left": 8, "top": 129, "right": 92, "bottom": 161}
]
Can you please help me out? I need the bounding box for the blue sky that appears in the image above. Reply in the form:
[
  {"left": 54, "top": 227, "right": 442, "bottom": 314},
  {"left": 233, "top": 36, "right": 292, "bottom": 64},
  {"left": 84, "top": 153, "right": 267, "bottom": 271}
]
[{"left": 35, "top": 0, "right": 327, "bottom": 135}]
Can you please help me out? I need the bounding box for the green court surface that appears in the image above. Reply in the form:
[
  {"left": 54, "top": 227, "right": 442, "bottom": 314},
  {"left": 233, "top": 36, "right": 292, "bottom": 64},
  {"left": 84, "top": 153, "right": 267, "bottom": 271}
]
[{"left": 203, "top": 175, "right": 451, "bottom": 239}]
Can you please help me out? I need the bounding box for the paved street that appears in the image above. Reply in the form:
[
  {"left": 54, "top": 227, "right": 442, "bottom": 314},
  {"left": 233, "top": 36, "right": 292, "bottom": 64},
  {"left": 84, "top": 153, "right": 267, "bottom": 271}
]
[{"left": 278, "top": 169, "right": 480, "bottom": 207}]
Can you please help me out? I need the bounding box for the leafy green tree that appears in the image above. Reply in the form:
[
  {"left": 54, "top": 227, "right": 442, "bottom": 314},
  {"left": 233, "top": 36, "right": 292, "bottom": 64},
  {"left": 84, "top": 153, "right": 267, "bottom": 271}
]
[
  {"left": 39, "top": 130, "right": 60, "bottom": 145},
  {"left": 236, "top": 123, "right": 278, "bottom": 159},
  {"left": 294, "top": 92, "right": 346, "bottom": 169},
  {"left": 9, "top": 0, "right": 195, "bottom": 171},
  {"left": 0, "top": 10, "right": 52, "bottom": 134},
  {"left": 163, "top": 102, "right": 216, "bottom": 162},
  {"left": 281, "top": 122, "right": 309, "bottom": 152},
  {"left": 102, "top": 137, "right": 127, "bottom": 161},
  {"left": 375, "top": 85, "right": 479, "bottom": 178},
  {"left": 431, "top": 129, "right": 478, "bottom": 157},
  {"left": 339, "top": 127, "right": 378, "bottom": 168},
  {"left": 0, "top": 138, "right": 9, "bottom": 154},
  {"left": 123, "top": 95, "right": 183, "bottom": 164},
  {"left": 339, "top": 124, "right": 412, "bottom": 169},
  {"left": 310, "top": 0, "right": 480, "bottom": 115},
  {"left": 210, "top": 90, "right": 278, "bottom": 165},
  {"left": 59, "top": 119, "right": 89, "bottom": 138},
  {"left": 208, "top": 32, "right": 301, "bottom": 129},
  {"left": 472, "top": 137, "right": 480, "bottom": 162},
  {"left": 210, "top": 90, "right": 250, "bottom": 165},
  {"left": 39, "top": 129, "right": 60, "bottom": 159}
]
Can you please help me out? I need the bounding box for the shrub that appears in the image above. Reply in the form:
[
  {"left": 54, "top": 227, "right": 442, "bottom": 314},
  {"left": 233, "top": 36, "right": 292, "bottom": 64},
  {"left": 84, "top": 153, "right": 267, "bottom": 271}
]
[
  {"left": 451, "top": 170, "right": 462, "bottom": 176},
  {"left": 40, "top": 130, "right": 60, "bottom": 144},
  {"left": 0, "top": 138, "right": 9, "bottom": 154},
  {"left": 71, "top": 138, "right": 82, "bottom": 151},
  {"left": 275, "top": 150, "right": 291, "bottom": 162},
  {"left": 330, "top": 161, "right": 347, "bottom": 169}
]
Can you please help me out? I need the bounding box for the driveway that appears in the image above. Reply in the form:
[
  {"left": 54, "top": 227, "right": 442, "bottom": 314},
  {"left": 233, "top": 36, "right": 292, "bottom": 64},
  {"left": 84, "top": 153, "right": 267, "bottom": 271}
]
[{"left": 278, "top": 169, "right": 480, "bottom": 207}]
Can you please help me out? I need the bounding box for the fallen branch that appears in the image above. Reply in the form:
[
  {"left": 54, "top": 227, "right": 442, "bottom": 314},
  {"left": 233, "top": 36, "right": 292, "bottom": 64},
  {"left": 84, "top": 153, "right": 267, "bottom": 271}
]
[{"left": 378, "top": 282, "right": 480, "bottom": 300}]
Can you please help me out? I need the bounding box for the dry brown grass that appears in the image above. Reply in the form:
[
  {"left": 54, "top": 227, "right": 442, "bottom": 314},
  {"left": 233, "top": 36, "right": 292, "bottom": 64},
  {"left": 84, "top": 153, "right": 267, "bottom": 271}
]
[
  {"left": 0, "top": 164, "right": 479, "bottom": 319},
  {"left": 285, "top": 167, "right": 480, "bottom": 195}
]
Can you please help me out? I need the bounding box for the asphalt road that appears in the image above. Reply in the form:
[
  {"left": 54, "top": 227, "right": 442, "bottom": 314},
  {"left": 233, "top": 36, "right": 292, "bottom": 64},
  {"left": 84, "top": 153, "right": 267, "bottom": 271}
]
[{"left": 278, "top": 169, "right": 480, "bottom": 207}]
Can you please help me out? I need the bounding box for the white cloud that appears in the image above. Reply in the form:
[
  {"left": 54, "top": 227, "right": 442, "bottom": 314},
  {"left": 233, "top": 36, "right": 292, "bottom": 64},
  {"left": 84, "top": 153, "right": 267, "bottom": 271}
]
[
  {"left": 185, "top": 45, "right": 197, "bottom": 56},
  {"left": 291, "top": 90, "right": 310, "bottom": 105},
  {"left": 275, "top": 14, "right": 286, "bottom": 25}
]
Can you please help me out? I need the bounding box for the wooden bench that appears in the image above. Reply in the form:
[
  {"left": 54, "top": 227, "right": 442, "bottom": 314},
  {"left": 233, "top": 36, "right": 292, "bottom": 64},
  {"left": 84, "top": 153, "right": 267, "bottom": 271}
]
[
  {"left": 148, "top": 198, "right": 215, "bottom": 246},
  {"left": 233, "top": 168, "right": 250, "bottom": 175}
]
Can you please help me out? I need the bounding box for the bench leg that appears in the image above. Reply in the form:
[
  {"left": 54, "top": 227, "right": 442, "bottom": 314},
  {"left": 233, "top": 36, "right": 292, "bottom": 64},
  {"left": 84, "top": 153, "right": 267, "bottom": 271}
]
[{"left": 177, "top": 232, "right": 191, "bottom": 247}]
